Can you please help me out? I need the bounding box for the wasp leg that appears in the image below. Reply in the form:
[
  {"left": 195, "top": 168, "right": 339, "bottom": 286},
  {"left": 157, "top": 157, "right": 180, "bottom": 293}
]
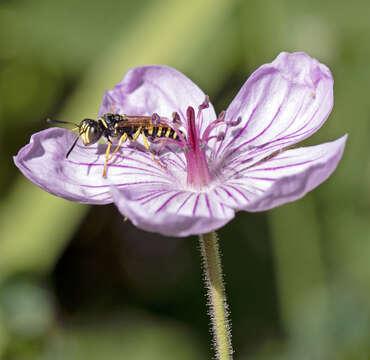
[
  {"left": 153, "top": 138, "right": 177, "bottom": 155},
  {"left": 103, "top": 140, "right": 112, "bottom": 178},
  {"left": 108, "top": 133, "right": 128, "bottom": 161},
  {"left": 150, "top": 137, "right": 182, "bottom": 157},
  {"left": 131, "top": 126, "right": 142, "bottom": 141},
  {"left": 141, "top": 131, "right": 167, "bottom": 169}
]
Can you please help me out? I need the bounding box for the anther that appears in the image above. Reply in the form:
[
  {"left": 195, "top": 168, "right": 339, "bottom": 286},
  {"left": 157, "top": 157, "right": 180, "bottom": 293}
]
[
  {"left": 151, "top": 113, "right": 161, "bottom": 125},
  {"left": 216, "top": 110, "right": 226, "bottom": 123},
  {"left": 198, "top": 95, "right": 210, "bottom": 111},
  {"left": 217, "top": 132, "right": 225, "bottom": 141},
  {"left": 172, "top": 112, "right": 182, "bottom": 125},
  {"left": 226, "top": 116, "right": 242, "bottom": 127}
]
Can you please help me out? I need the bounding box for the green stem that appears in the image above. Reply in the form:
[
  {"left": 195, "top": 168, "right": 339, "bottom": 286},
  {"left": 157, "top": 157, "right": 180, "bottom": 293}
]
[{"left": 199, "top": 232, "right": 233, "bottom": 360}]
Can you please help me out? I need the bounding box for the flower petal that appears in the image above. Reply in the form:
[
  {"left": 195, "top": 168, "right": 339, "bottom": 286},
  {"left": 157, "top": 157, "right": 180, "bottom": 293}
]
[
  {"left": 99, "top": 65, "right": 217, "bottom": 133},
  {"left": 215, "top": 52, "right": 333, "bottom": 159},
  {"left": 224, "top": 135, "right": 347, "bottom": 212},
  {"left": 14, "top": 128, "right": 113, "bottom": 204},
  {"left": 111, "top": 185, "right": 235, "bottom": 237}
]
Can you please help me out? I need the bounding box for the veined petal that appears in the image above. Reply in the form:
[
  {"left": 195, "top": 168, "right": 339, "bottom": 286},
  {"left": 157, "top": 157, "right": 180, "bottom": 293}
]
[
  {"left": 215, "top": 52, "right": 333, "bottom": 160},
  {"left": 99, "top": 65, "right": 217, "bottom": 133},
  {"left": 111, "top": 186, "right": 235, "bottom": 237},
  {"left": 14, "top": 128, "right": 113, "bottom": 204},
  {"left": 14, "top": 129, "right": 189, "bottom": 205},
  {"left": 222, "top": 135, "right": 347, "bottom": 212}
]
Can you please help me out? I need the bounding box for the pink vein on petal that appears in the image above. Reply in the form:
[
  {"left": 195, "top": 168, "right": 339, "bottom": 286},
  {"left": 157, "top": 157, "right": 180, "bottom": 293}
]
[
  {"left": 115, "top": 154, "right": 164, "bottom": 171},
  {"left": 226, "top": 184, "right": 250, "bottom": 202},
  {"left": 136, "top": 190, "right": 171, "bottom": 203},
  {"left": 163, "top": 158, "right": 186, "bottom": 171},
  {"left": 204, "top": 193, "right": 213, "bottom": 217},
  {"left": 219, "top": 186, "right": 240, "bottom": 205},
  {"left": 155, "top": 191, "right": 185, "bottom": 213},
  {"left": 66, "top": 160, "right": 165, "bottom": 178},
  {"left": 176, "top": 193, "right": 194, "bottom": 214},
  {"left": 220, "top": 202, "right": 227, "bottom": 216},
  {"left": 246, "top": 159, "right": 315, "bottom": 172},
  {"left": 165, "top": 146, "right": 186, "bottom": 166},
  {"left": 80, "top": 180, "right": 165, "bottom": 189},
  {"left": 215, "top": 105, "right": 259, "bottom": 158},
  {"left": 192, "top": 194, "right": 201, "bottom": 216},
  {"left": 227, "top": 181, "right": 265, "bottom": 194},
  {"left": 224, "top": 87, "right": 331, "bottom": 168},
  {"left": 272, "top": 91, "right": 306, "bottom": 139},
  {"left": 238, "top": 175, "right": 276, "bottom": 181},
  {"left": 224, "top": 103, "right": 283, "bottom": 159}
]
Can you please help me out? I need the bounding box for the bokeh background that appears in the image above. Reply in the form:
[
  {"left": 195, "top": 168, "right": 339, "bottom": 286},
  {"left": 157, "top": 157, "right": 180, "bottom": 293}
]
[{"left": 0, "top": 0, "right": 369, "bottom": 359}]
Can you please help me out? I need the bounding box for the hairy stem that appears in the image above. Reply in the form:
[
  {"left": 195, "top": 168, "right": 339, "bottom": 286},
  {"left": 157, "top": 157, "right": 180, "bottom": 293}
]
[{"left": 199, "top": 232, "right": 233, "bottom": 360}]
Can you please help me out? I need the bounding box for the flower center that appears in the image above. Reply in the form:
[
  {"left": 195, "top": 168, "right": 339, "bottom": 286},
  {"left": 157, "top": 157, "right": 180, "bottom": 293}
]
[{"left": 163, "top": 97, "right": 241, "bottom": 190}]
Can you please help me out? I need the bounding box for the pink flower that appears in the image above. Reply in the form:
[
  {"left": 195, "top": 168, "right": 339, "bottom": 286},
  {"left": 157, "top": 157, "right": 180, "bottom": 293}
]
[{"left": 14, "top": 52, "right": 346, "bottom": 237}]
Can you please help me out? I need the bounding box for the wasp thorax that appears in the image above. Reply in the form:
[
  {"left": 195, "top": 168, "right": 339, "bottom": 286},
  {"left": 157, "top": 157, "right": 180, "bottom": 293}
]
[{"left": 79, "top": 119, "right": 103, "bottom": 146}]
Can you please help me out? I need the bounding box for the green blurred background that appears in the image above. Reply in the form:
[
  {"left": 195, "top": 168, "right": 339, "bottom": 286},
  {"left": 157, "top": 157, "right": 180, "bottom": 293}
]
[{"left": 0, "top": 0, "right": 369, "bottom": 359}]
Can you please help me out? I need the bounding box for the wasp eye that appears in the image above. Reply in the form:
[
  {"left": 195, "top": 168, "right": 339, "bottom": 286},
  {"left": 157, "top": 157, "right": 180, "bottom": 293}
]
[
  {"left": 86, "top": 125, "right": 101, "bottom": 145},
  {"left": 80, "top": 119, "right": 101, "bottom": 146}
]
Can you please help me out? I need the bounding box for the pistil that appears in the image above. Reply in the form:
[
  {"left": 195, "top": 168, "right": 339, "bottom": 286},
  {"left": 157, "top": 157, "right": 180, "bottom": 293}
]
[{"left": 184, "top": 106, "right": 212, "bottom": 189}]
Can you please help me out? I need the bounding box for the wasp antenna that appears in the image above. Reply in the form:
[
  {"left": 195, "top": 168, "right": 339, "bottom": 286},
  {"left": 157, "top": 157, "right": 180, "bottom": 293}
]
[
  {"left": 46, "top": 118, "right": 79, "bottom": 127},
  {"left": 66, "top": 136, "right": 80, "bottom": 158}
]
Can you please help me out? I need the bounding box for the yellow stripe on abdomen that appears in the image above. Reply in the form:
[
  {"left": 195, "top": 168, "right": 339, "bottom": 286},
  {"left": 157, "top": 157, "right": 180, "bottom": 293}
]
[
  {"left": 165, "top": 127, "right": 171, "bottom": 138},
  {"left": 157, "top": 126, "right": 162, "bottom": 137}
]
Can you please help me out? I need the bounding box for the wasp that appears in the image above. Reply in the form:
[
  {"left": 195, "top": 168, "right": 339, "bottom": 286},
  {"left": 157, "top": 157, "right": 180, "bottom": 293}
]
[{"left": 47, "top": 112, "right": 184, "bottom": 177}]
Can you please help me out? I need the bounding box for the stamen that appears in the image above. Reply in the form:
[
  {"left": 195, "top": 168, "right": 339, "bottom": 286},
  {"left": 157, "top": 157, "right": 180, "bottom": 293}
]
[
  {"left": 216, "top": 132, "right": 225, "bottom": 141},
  {"left": 172, "top": 112, "right": 182, "bottom": 125},
  {"left": 202, "top": 132, "right": 226, "bottom": 142},
  {"left": 201, "top": 110, "right": 227, "bottom": 142},
  {"left": 151, "top": 113, "right": 161, "bottom": 125},
  {"left": 201, "top": 112, "right": 242, "bottom": 143},
  {"left": 216, "top": 110, "right": 226, "bottom": 123},
  {"left": 197, "top": 96, "right": 210, "bottom": 128},
  {"left": 198, "top": 95, "right": 210, "bottom": 111},
  {"left": 226, "top": 116, "right": 241, "bottom": 127}
]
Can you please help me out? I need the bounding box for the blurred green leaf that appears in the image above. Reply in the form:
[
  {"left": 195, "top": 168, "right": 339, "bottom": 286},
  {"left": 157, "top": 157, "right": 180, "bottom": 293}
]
[
  {"left": 41, "top": 316, "right": 204, "bottom": 360},
  {"left": 0, "top": 279, "right": 55, "bottom": 338},
  {"left": 0, "top": 178, "right": 87, "bottom": 283}
]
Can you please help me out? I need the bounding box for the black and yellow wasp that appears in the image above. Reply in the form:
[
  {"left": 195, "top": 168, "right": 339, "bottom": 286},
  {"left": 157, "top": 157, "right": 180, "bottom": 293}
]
[{"left": 47, "top": 112, "right": 184, "bottom": 177}]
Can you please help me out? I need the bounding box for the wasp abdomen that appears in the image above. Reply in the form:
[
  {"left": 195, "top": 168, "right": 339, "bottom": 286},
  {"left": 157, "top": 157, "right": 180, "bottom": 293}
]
[{"left": 144, "top": 126, "right": 182, "bottom": 141}]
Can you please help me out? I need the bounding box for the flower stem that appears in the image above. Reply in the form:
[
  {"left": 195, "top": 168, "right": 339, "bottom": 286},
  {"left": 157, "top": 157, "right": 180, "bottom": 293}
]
[{"left": 199, "top": 232, "right": 233, "bottom": 360}]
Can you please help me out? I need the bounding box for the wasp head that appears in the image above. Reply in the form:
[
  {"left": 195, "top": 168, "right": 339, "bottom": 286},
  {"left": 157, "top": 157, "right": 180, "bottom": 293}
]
[{"left": 79, "top": 119, "right": 103, "bottom": 146}]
